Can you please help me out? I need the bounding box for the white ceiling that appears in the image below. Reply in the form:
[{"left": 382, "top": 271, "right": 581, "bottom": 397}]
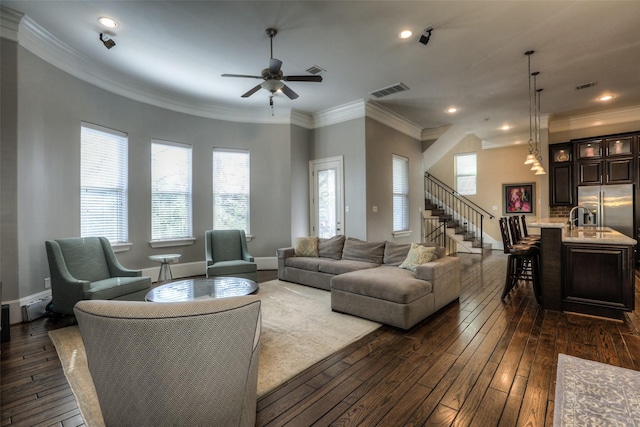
[{"left": 4, "top": 1, "right": 640, "bottom": 144}]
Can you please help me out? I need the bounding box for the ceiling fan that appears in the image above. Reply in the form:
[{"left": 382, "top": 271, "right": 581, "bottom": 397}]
[{"left": 221, "top": 28, "right": 322, "bottom": 101}]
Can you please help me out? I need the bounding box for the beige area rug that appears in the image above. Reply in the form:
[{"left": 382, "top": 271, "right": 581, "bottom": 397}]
[{"left": 48, "top": 280, "right": 380, "bottom": 427}]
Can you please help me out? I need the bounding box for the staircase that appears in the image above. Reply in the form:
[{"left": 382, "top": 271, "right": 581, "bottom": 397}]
[{"left": 423, "top": 173, "right": 494, "bottom": 256}]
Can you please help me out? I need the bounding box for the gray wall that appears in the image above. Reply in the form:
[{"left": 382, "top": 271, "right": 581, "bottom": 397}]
[
  {"left": 2, "top": 45, "right": 300, "bottom": 301},
  {"left": 289, "top": 124, "right": 311, "bottom": 244},
  {"left": 365, "top": 118, "right": 423, "bottom": 243},
  {"left": 311, "top": 118, "right": 367, "bottom": 240},
  {"left": 1, "top": 38, "right": 19, "bottom": 302}
]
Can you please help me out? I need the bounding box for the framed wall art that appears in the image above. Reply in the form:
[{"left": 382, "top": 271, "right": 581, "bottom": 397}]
[{"left": 503, "top": 183, "right": 535, "bottom": 215}]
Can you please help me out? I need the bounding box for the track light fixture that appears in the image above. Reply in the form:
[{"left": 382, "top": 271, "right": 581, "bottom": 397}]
[
  {"left": 419, "top": 26, "right": 433, "bottom": 45},
  {"left": 100, "top": 33, "right": 116, "bottom": 49}
]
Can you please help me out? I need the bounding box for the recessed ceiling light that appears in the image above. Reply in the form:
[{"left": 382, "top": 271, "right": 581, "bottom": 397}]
[
  {"left": 399, "top": 30, "right": 413, "bottom": 39},
  {"left": 501, "top": 125, "right": 511, "bottom": 131},
  {"left": 447, "top": 107, "right": 458, "bottom": 114},
  {"left": 98, "top": 17, "right": 119, "bottom": 28},
  {"left": 598, "top": 95, "right": 614, "bottom": 101}
]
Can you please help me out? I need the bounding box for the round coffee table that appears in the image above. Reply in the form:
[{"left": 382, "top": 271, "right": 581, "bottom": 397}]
[{"left": 145, "top": 277, "right": 258, "bottom": 302}]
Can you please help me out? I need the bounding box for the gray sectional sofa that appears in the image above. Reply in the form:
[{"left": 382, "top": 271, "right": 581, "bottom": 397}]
[{"left": 277, "top": 236, "right": 461, "bottom": 330}]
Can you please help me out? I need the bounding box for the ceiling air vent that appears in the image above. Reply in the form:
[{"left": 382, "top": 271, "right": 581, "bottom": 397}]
[
  {"left": 370, "top": 83, "right": 410, "bottom": 99},
  {"left": 306, "top": 65, "right": 326, "bottom": 75},
  {"left": 576, "top": 81, "right": 598, "bottom": 90}
]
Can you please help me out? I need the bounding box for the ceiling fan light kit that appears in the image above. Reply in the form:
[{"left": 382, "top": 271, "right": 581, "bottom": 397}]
[{"left": 221, "top": 27, "right": 323, "bottom": 109}]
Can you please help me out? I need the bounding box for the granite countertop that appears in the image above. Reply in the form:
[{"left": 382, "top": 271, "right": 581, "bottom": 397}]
[{"left": 530, "top": 218, "right": 637, "bottom": 245}]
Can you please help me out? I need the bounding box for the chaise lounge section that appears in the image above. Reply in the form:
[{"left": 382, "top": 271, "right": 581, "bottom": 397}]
[{"left": 277, "top": 236, "right": 461, "bottom": 329}]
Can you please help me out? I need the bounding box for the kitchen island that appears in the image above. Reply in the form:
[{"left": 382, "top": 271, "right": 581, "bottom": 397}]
[{"left": 530, "top": 219, "right": 637, "bottom": 320}]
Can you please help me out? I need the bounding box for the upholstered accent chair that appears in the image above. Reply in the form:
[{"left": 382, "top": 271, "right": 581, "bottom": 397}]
[
  {"left": 74, "top": 297, "right": 262, "bottom": 427},
  {"left": 205, "top": 229, "right": 257, "bottom": 281},
  {"left": 45, "top": 237, "right": 151, "bottom": 315}
]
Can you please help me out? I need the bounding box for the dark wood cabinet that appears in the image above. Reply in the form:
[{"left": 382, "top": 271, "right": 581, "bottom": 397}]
[
  {"left": 572, "top": 134, "right": 637, "bottom": 186},
  {"left": 563, "top": 242, "right": 635, "bottom": 319},
  {"left": 549, "top": 143, "right": 574, "bottom": 206},
  {"left": 577, "top": 159, "right": 602, "bottom": 185}
]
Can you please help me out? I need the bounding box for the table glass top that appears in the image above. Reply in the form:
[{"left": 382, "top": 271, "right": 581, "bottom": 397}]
[{"left": 145, "top": 277, "right": 258, "bottom": 302}]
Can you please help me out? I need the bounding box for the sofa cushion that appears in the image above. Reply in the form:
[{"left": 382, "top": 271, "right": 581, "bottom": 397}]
[
  {"left": 208, "top": 260, "right": 257, "bottom": 276},
  {"left": 318, "top": 235, "right": 345, "bottom": 260},
  {"left": 319, "top": 259, "right": 379, "bottom": 275},
  {"left": 399, "top": 244, "right": 437, "bottom": 272},
  {"left": 342, "top": 238, "right": 385, "bottom": 264},
  {"left": 383, "top": 242, "right": 411, "bottom": 266},
  {"left": 295, "top": 236, "right": 319, "bottom": 257},
  {"left": 84, "top": 276, "right": 151, "bottom": 301},
  {"left": 285, "top": 256, "right": 322, "bottom": 272},
  {"left": 331, "top": 266, "right": 432, "bottom": 304}
]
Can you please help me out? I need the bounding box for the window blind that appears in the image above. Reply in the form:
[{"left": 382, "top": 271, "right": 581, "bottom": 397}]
[
  {"left": 213, "top": 149, "right": 250, "bottom": 233},
  {"left": 455, "top": 153, "right": 477, "bottom": 196},
  {"left": 392, "top": 154, "right": 409, "bottom": 232},
  {"left": 80, "top": 122, "right": 128, "bottom": 243},
  {"left": 151, "top": 140, "right": 193, "bottom": 240}
]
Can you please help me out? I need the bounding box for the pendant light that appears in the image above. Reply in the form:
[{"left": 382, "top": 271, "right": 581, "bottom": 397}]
[
  {"left": 533, "top": 73, "right": 546, "bottom": 175},
  {"left": 523, "top": 51, "right": 536, "bottom": 165}
]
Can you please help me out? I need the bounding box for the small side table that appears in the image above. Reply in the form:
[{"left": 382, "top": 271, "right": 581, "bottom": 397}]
[{"left": 148, "top": 254, "right": 181, "bottom": 284}]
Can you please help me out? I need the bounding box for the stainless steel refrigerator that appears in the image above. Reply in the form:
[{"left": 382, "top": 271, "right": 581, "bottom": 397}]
[{"left": 577, "top": 184, "right": 635, "bottom": 238}]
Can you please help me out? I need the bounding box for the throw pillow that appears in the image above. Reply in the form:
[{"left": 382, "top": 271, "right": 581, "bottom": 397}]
[
  {"left": 294, "top": 236, "right": 319, "bottom": 257},
  {"left": 318, "top": 235, "right": 345, "bottom": 260},
  {"left": 399, "top": 243, "right": 437, "bottom": 272}
]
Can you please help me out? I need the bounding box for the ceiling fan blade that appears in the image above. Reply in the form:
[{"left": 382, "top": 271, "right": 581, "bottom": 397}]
[
  {"left": 283, "top": 75, "right": 323, "bottom": 82},
  {"left": 269, "top": 58, "right": 282, "bottom": 74},
  {"left": 280, "top": 84, "right": 299, "bottom": 100},
  {"left": 241, "top": 84, "right": 263, "bottom": 98},
  {"left": 222, "top": 74, "right": 262, "bottom": 79}
]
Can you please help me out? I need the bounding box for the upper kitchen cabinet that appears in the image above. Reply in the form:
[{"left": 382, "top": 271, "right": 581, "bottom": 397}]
[
  {"left": 549, "top": 143, "right": 574, "bottom": 206},
  {"left": 575, "top": 135, "right": 636, "bottom": 185}
]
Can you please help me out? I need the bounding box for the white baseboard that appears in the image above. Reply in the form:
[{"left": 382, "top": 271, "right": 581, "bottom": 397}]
[{"left": 5, "top": 257, "right": 278, "bottom": 324}]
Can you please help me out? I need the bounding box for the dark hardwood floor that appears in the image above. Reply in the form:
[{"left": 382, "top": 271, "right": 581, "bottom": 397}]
[{"left": 3, "top": 253, "right": 640, "bottom": 426}]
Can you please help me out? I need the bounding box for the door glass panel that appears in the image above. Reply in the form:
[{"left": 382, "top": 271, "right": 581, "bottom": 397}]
[{"left": 317, "top": 169, "right": 336, "bottom": 238}]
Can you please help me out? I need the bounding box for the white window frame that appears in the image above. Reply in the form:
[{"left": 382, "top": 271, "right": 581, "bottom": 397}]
[
  {"left": 149, "top": 139, "right": 195, "bottom": 248},
  {"left": 80, "top": 122, "right": 129, "bottom": 250},
  {"left": 212, "top": 148, "right": 251, "bottom": 237},
  {"left": 455, "top": 152, "right": 477, "bottom": 196},
  {"left": 392, "top": 154, "right": 411, "bottom": 237}
]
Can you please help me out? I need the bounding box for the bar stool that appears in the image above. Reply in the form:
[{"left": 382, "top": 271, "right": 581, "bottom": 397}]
[
  {"left": 508, "top": 216, "right": 540, "bottom": 246},
  {"left": 499, "top": 218, "right": 542, "bottom": 304},
  {"left": 520, "top": 215, "right": 541, "bottom": 239}
]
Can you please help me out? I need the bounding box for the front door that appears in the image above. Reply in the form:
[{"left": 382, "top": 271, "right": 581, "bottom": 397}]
[{"left": 310, "top": 157, "right": 344, "bottom": 238}]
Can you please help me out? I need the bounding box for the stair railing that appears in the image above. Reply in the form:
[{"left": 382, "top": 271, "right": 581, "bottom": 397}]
[
  {"left": 422, "top": 217, "right": 456, "bottom": 255},
  {"left": 424, "top": 172, "right": 495, "bottom": 250}
]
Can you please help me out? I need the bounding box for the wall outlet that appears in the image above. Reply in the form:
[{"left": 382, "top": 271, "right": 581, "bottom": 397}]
[
  {"left": 492, "top": 206, "right": 498, "bottom": 211},
  {"left": 44, "top": 277, "right": 51, "bottom": 289},
  {"left": 372, "top": 206, "right": 378, "bottom": 213}
]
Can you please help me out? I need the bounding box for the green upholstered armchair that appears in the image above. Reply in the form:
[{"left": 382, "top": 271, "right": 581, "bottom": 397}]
[
  {"left": 205, "top": 229, "right": 257, "bottom": 281},
  {"left": 45, "top": 237, "right": 151, "bottom": 315},
  {"left": 74, "top": 297, "right": 261, "bottom": 427}
]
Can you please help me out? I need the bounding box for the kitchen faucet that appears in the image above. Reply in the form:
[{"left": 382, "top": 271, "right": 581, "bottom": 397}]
[{"left": 568, "top": 205, "right": 593, "bottom": 230}]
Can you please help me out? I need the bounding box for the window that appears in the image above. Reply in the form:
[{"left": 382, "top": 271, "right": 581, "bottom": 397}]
[
  {"left": 455, "top": 153, "right": 477, "bottom": 196},
  {"left": 213, "top": 149, "right": 250, "bottom": 233},
  {"left": 151, "top": 140, "right": 193, "bottom": 241},
  {"left": 81, "top": 122, "right": 128, "bottom": 244},
  {"left": 392, "top": 154, "right": 409, "bottom": 232}
]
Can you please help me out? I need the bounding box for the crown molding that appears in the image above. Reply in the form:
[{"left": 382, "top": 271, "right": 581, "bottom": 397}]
[
  {"left": 421, "top": 125, "right": 451, "bottom": 141},
  {"left": 365, "top": 100, "right": 423, "bottom": 140},
  {"left": 550, "top": 106, "right": 640, "bottom": 133},
  {"left": 310, "top": 100, "right": 366, "bottom": 129},
  {"left": 0, "top": 6, "right": 22, "bottom": 41}
]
